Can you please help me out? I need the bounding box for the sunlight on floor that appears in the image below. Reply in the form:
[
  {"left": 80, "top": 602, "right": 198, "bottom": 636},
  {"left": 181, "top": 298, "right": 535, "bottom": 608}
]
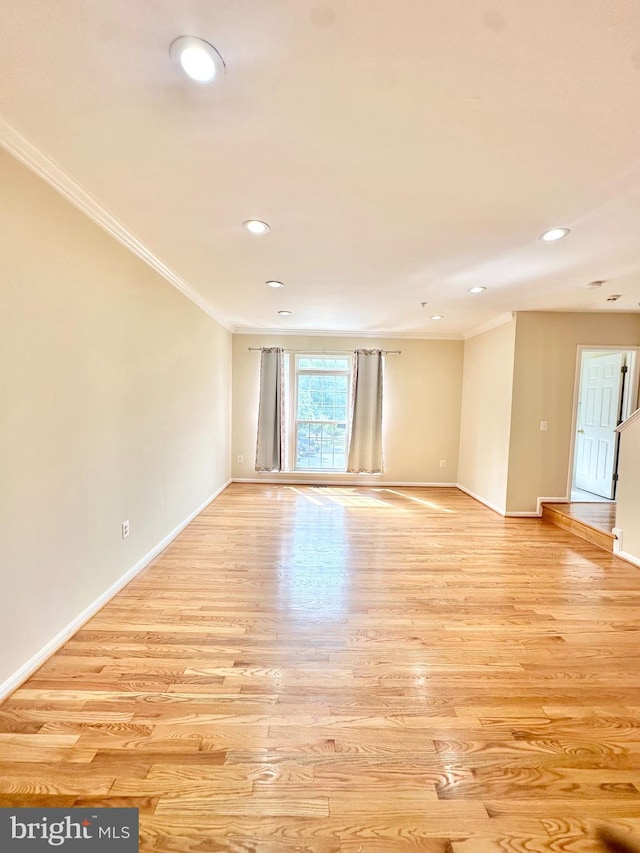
[
  {"left": 309, "top": 486, "right": 396, "bottom": 509},
  {"left": 285, "top": 485, "right": 458, "bottom": 512},
  {"left": 278, "top": 492, "right": 349, "bottom": 619},
  {"left": 378, "top": 488, "right": 455, "bottom": 513},
  {"left": 324, "top": 495, "right": 391, "bottom": 508},
  {"left": 286, "top": 486, "right": 325, "bottom": 506}
]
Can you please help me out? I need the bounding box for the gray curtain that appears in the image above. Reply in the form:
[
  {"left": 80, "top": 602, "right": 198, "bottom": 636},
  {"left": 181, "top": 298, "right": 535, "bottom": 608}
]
[
  {"left": 347, "top": 349, "right": 384, "bottom": 474},
  {"left": 255, "top": 347, "right": 285, "bottom": 472}
]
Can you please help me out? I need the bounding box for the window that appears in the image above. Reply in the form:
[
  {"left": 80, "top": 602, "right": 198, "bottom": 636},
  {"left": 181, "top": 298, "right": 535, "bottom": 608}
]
[{"left": 292, "top": 356, "right": 351, "bottom": 471}]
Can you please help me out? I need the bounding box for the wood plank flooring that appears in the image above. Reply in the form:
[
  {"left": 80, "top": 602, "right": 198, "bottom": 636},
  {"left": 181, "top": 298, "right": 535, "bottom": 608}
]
[
  {"left": 542, "top": 502, "right": 617, "bottom": 551},
  {"left": 2, "top": 483, "right": 640, "bottom": 852},
  {"left": 547, "top": 502, "right": 617, "bottom": 534}
]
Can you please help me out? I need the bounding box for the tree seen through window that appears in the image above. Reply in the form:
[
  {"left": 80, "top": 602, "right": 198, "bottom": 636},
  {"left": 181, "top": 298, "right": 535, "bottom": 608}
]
[{"left": 294, "top": 357, "right": 351, "bottom": 470}]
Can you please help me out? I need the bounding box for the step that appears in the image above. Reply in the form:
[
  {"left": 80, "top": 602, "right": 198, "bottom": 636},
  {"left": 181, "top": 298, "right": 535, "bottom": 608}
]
[{"left": 541, "top": 503, "right": 615, "bottom": 552}]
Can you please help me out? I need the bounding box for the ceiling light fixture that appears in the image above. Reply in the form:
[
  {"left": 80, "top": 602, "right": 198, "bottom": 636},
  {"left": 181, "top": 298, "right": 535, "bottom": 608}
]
[
  {"left": 278, "top": 310, "right": 292, "bottom": 316},
  {"left": 586, "top": 280, "right": 604, "bottom": 289},
  {"left": 266, "top": 280, "right": 284, "bottom": 288},
  {"left": 539, "top": 227, "right": 570, "bottom": 242},
  {"left": 170, "top": 36, "right": 225, "bottom": 83},
  {"left": 431, "top": 315, "right": 444, "bottom": 321},
  {"left": 243, "top": 220, "right": 270, "bottom": 235},
  {"left": 468, "top": 286, "right": 487, "bottom": 294}
]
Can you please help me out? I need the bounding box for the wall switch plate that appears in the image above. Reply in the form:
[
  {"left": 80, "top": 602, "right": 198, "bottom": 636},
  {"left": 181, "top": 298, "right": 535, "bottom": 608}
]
[
  {"left": 439, "top": 459, "right": 446, "bottom": 467},
  {"left": 121, "top": 520, "right": 130, "bottom": 539},
  {"left": 237, "top": 455, "right": 244, "bottom": 463},
  {"left": 540, "top": 421, "right": 548, "bottom": 431}
]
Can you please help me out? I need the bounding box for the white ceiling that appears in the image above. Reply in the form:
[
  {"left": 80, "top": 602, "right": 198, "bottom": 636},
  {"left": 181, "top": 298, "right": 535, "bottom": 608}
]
[{"left": 2, "top": 0, "right": 640, "bottom": 337}]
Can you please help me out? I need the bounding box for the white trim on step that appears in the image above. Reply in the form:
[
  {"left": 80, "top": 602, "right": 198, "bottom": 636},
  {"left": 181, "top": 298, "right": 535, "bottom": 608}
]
[
  {"left": 612, "top": 527, "right": 623, "bottom": 554},
  {"left": 0, "top": 479, "right": 231, "bottom": 703},
  {"left": 536, "top": 496, "right": 569, "bottom": 515}
]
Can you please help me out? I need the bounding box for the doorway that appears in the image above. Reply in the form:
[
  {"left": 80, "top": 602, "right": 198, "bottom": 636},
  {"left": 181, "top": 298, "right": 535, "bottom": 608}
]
[{"left": 569, "top": 348, "right": 639, "bottom": 501}]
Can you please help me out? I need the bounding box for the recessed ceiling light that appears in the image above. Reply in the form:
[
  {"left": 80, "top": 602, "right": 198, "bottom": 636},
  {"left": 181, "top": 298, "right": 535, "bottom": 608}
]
[
  {"left": 278, "top": 310, "right": 292, "bottom": 316},
  {"left": 243, "top": 220, "right": 270, "bottom": 235},
  {"left": 170, "top": 36, "right": 224, "bottom": 83},
  {"left": 468, "top": 286, "right": 487, "bottom": 294},
  {"left": 586, "top": 280, "right": 604, "bottom": 289},
  {"left": 266, "top": 280, "right": 284, "bottom": 288},
  {"left": 539, "top": 227, "right": 570, "bottom": 242},
  {"left": 431, "top": 315, "right": 444, "bottom": 321}
]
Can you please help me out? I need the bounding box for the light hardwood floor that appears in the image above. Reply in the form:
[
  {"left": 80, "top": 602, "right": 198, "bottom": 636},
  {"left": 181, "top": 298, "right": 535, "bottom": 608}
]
[
  {"left": 2, "top": 483, "right": 640, "bottom": 852},
  {"left": 547, "top": 502, "right": 617, "bottom": 535},
  {"left": 542, "top": 502, "right": 617, "bottom": 551}
]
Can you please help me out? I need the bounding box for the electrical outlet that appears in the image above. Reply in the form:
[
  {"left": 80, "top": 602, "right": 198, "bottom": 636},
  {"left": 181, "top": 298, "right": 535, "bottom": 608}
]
[
  {"left": 540, "top": 420, "right": 548, "bottom": 431},
  {"left": 121, "top": 520, "right": 130, "bottom": 539},
  {"left": 439, "top": 459, "right": 446, "bottom": 468},
  {"left": 237, "top": 454, "right": 244, "bottom": 463}
]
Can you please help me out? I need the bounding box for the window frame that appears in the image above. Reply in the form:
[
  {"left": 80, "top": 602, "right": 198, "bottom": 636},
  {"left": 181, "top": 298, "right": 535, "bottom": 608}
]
[{"left": 289, "top": 354, "right": 353, "bottom": 472}]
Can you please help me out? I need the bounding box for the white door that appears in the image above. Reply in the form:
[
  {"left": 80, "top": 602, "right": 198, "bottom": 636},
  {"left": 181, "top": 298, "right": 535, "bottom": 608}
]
[{"left": 574, "top": 352, "right": 625, "bottom": 498}]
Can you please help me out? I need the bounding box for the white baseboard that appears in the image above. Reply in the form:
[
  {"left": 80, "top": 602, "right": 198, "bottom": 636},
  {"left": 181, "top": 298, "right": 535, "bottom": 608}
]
[
  {"left": 0, "top": 479, "right": 231, "bottom": 703},
  {"left": 617, "top": 549, "right": 640, "bottom": 569},
  {"left": 233, "top": 477, "right": 458, "bottom": 487},
  {"left": 505, "top": 497, "right": 569, "bottom": 517},
  {"left": 536, "top": 495, "right": 568, "bottom": 515},
  {"left": 455, "top": 484, "right": 505, "bottom": 516},
  {"left": 454, "top": 491, "right": 569, "bottom": 518}
]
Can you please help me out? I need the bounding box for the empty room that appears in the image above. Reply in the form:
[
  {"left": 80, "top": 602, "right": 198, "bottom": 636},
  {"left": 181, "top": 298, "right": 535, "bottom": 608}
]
[{"left": 2, "top": 3, "right": 640, "bottom": 852}]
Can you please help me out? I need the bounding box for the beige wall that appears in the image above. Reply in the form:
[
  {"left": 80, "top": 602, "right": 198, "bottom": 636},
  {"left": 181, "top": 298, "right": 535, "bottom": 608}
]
[
  {"left": 506, "top": 312, "right": 640, "bottom": 513},
  {"left": 458, "top": 317, "right": 517, "bottom": 513},
  {"left": 0, "top": 149, "right": 231, "bottom": 689},
  {"left": 4, "top": 145, "right": 640, "bottom": 694},
  {"left": 616, "top": 412, "right": 640, "bottom": 564},
  {"left": 232, "top": 334, "right": 464, "bottom": 483}
]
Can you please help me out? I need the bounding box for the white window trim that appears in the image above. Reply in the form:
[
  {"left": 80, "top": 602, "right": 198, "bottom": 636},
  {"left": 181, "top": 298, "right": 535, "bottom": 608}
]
[{"left": 288, "top": 354, "right": 353, "bottom": 473}]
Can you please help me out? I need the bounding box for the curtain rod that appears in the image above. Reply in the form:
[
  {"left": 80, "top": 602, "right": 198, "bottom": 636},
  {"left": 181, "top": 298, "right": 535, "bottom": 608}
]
[{"left": 248, "top": 347, "right": 401, "bottom": 354}]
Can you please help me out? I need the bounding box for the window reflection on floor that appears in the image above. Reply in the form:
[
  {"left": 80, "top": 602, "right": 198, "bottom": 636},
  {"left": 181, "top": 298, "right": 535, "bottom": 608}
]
[
  {"left": 286, "top": 485, "right": 455, "bottom": 513},
  {"left": 276, "top": 486, "right": 455, "bottom": 620},
  {"left": 319, "top": 493, "right": 390, "bottom": 508},
  {"left": 311, "top": 486, "right": 395, "bottom": 509},
  {"left": 379, "top": 488, "right": 455, "bottom": 513},
  {"left": 278, "top": 489, "right": 350, "bottom": 620}
]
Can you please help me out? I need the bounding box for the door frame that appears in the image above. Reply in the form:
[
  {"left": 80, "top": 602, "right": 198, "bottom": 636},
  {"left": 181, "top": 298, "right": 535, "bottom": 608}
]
[{"left": 566, "top": 345, "right": 640, "bottom": 500}]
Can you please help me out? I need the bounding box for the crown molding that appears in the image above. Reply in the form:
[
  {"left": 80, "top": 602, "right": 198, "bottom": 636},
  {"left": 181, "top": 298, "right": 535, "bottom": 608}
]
[
  {"left": 233, "top": 326, "right": 463, "bottom": 340},
  {"left": 463, "top": 311, "right": 514, "bottom": 340},
  {"left": 0, "top": 116, "right": 233, "bottom": 331}
]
